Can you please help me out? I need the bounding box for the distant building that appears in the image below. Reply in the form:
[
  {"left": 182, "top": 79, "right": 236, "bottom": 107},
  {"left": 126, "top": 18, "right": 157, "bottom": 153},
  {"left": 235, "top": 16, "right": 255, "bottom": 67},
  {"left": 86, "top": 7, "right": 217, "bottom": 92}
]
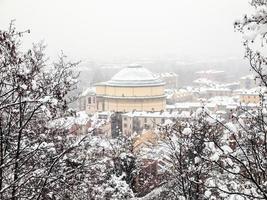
[
  {"left": 240, "top": 74, "right": 257, "bottom": 89},
  {"left": 121, "top": 110, "right": 191, "bottom": 136},
  {"left": 94, "top": 65, "right": 166, "bottom": 112},
  {"left": 193, "top": 78, "right": 215, "bottom": 87},
  {"left": 175, "top": 89, "right": 195, "bottom": 102},
  {"left": 196, "top": 69, "right": 225, "bottom": 82},
  {"left": 240, "top": 92, "right": 261, "bottom": 105},
  {"left": 165, "top": 88, "right": 195, "bottom": 104},
  {"left": 236, "top": 87, "right": 263, "bottom": 105},
  {"left": 158, "top": 72, "right": 178, "bottom": 89},
  {"left": 191, "top": 87, "right": 233, "bottom": 99},
  {"left": 204, "top": 88, "right": 232, "bottom": 98},
  {"left": 78, "top": 87, "right": 97, "bottom": 114},
  {"left": 167, "top": 102, "right": 202, "bottom": 113}
]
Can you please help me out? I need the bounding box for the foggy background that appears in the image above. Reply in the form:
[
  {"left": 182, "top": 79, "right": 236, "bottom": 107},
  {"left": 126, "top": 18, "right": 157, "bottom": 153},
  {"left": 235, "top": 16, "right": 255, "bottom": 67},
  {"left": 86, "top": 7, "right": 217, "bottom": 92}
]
[{"left": 0, "top": 0, "right": 253, "bottom": 90}]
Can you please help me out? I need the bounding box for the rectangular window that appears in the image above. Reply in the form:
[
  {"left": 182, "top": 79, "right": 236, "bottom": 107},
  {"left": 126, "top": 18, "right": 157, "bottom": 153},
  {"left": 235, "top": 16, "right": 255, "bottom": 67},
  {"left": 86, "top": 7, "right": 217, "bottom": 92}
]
[
  {"left": 88, "top": 97, "right": 91, "bottom": 104},
  {"left": 83, "top": 99, "right": 86, "bottom": 110}
]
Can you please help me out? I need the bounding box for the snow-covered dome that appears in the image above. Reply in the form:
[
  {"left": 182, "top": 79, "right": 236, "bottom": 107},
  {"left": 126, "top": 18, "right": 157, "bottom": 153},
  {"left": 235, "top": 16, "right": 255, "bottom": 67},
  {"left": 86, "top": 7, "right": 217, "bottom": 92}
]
[{"left": 106, "top": 65, "right": 165, "bottom": 86}]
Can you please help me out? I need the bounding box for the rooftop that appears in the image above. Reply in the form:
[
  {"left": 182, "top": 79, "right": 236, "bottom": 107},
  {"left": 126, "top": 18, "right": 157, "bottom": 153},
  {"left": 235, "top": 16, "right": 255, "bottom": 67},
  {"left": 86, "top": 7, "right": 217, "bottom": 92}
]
[
  {"left": 97, "top": 65, "right": 165, "bottom": 87},
  {"left": 196, "top": 70, "right": 224, "bottom": 74},
  {"left": 122, "top": 110, "right": 191, "bottom": 119},
  {"left": 79, "top": 87, "right": 96, "bottom": 97}
]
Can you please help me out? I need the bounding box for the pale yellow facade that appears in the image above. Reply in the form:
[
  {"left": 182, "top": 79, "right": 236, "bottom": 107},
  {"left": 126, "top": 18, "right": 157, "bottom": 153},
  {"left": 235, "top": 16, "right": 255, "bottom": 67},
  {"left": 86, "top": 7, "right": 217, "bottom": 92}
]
[
  {"left": 240, "top": 94, "right": 260, "bottom": 104},
  {"left": 96, "top": 85, "right": 164, "bottom": 97},
  {"left": 95, "top": 66, "right": 166, "bottom": 112},
  {"left": 96, "top": 85, "right": 166, "bottom": 112}
]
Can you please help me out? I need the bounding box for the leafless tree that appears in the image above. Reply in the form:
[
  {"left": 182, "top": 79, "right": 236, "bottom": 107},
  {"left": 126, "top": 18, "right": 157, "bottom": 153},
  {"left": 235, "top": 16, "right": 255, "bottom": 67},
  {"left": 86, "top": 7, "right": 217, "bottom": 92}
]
[{"left": 0, "top": 21, "right": 82, "bottom": 199}]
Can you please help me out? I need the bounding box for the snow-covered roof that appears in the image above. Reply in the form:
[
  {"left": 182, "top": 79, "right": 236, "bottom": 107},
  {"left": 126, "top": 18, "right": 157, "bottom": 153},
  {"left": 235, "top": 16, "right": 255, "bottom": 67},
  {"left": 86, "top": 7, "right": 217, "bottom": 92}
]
[
  {"left": 193, "top": 78, "right": 215, "bottom": 85},
  {"left": 238, "top": 86, "right": 266, "bottom": 95},
  {"left": 159, "top": 72, "right": 178, "bottom": 77},
  {"left": 175, "top": 102, "right": 202, "bottom": 109},
  {"left": 196, "top": 69, "right": 224, "bottom": 74},
  {"left": 79, "top": 87, "right": 96, "bottom": 97},
  {"left": 122, "top": 110, "right": 191, "bottom": 119},
  {"left": 208, "top": 96, "right": 238, "bottom": 106},
  {"left": 205, "top": 88, "right": 231, "bottom": 92},
  {"left": 97, "top": 65, "right": 165, "bottom": 87},
  {"left": 240, "top": 74, "right": 255, "bottom": 80}
]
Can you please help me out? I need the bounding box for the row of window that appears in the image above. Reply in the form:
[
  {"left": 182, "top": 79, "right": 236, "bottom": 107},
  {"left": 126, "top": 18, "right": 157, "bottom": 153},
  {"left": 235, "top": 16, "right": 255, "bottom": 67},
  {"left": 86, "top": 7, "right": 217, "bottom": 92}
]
[
  {"left": 123, "top": 118, "right": 166, "bottom": 127},
  {"left": 88, "top": 96, "right": 96, "bottom": 104}
]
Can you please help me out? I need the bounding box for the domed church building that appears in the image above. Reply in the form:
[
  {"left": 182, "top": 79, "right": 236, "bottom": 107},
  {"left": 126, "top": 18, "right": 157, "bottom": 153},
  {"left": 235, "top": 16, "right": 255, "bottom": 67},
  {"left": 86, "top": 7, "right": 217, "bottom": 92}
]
[{"left": 94, "top": 65, "right": 166, "bottom": 112}]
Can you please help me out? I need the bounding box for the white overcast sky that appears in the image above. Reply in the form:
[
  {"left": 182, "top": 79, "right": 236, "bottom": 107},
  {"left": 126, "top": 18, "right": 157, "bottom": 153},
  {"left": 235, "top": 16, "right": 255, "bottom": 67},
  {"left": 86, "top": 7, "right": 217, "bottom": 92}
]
[{"left": 0, "top": 0, "right": 252, "bottom": 62}]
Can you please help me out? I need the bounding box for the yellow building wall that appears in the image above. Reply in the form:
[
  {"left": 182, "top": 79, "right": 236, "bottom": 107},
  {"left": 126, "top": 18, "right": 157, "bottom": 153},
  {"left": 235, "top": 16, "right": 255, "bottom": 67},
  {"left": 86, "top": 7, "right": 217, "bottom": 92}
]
[
  {"left": 150, "top": 86, "right": 164, "bottom": 96},
  {"left": 104, "top": 98, "right": 165, "bottom": 112},
  {"left": 240, "top": 95, "right": 260, "bottom": 104},
  {"left": 96, "top": 85, "right": 166, "bottom": 112},
  {"left": 101, "top": 86, "right": 164, "bottom": 97},
  {"left": 114, "top": 87, "right": 132, "bottom": 96},
  {"left": 96, "top": 86, "right": 106, "bottom": 95}
]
